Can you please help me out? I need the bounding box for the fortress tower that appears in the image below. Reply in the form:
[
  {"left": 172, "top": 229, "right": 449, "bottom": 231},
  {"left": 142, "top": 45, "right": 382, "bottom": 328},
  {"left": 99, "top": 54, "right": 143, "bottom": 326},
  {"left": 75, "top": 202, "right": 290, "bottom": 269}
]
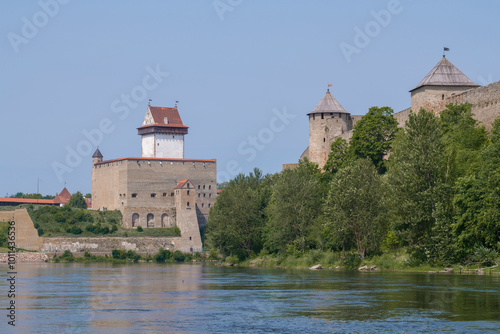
[
  {"left": 137, "top": 105, "right": 189, "bottom": 158},
  {"left": 305, "top": 88, "right": 352, "bottom": 168},
  {"left": 410, "top": 56, "right": 480, "bottom": 114}
]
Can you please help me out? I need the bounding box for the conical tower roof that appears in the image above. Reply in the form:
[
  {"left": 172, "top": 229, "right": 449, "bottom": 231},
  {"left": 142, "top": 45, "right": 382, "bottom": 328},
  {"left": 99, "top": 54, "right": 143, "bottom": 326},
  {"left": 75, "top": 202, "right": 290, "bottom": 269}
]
[
  {"left": 92, "top": 148, "right": 103, "bottom": 158},
  {"left": 410, "top": 57, "right": 479, "bottom": 92},
  {"left": 308, "top": 89, "right": 348, "bottom": 115}
]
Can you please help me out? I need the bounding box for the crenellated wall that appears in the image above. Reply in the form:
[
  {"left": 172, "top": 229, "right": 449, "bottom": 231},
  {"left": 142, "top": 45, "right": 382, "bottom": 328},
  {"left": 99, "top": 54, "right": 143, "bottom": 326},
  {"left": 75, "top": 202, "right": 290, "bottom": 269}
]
[{"left": 446, "top": 81, "right": 500, "bottom": 131}]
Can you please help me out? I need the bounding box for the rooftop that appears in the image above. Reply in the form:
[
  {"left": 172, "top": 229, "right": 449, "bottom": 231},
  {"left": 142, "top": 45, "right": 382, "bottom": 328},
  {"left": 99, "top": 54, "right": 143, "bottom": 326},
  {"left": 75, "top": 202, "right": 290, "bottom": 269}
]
[
  {"left": 308, "top": 89, "right": 348, "bottom": 115},
  {"left": 411, "top": 57, "right": 480, "bottom": 92}
]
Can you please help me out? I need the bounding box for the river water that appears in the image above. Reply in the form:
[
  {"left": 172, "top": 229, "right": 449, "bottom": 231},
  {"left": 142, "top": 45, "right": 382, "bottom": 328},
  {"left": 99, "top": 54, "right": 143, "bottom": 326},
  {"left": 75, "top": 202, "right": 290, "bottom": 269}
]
[{"left": 0, "top": 263, "right": 499, "bottom": 333}]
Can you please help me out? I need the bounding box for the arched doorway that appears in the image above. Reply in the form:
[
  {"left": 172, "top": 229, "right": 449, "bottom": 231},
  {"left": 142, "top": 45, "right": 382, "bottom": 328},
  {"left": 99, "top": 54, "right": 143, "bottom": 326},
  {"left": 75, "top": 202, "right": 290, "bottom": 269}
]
[
  {"left": 132, "top": 213, "right": 139, "bottom": 227},
  {"left": 147, "top": 213, "right": 155, "bottom": 228},
  {"left": 161, "top": 213, "right": 169, "bottom": 228}
]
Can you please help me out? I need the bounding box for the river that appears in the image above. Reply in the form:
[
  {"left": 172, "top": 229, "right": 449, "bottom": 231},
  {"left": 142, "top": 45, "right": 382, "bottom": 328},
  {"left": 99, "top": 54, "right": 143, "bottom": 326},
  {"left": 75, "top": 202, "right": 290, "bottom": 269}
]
[{"left": 1, "top": 263, "right": 499, "bottom": 333}]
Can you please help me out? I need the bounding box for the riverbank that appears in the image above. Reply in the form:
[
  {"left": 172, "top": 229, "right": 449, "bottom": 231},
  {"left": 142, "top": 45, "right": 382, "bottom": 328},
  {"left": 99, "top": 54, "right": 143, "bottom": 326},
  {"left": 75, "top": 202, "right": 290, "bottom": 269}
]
[{"left": 230, "top": 249, "right": 500, "bottom": 275}]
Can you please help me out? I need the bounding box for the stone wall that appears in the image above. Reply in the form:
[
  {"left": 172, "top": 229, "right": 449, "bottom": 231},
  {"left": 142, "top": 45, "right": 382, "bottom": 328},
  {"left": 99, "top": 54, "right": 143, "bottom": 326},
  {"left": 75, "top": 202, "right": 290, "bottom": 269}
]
[
  {"left": 39, "top": 236, "right": 182, "bottom": 254},
  {"left": 92, "top": 158, "right": 216, "bottom": 227},
  {"left": 0, "top": 252, "right": 48, "bottom": 263},
  {"left": 447, "top": 81, "right": 500, "bottom": 131},
  {"left": 0, "top": 209, "right": 40, "bottom": 251},
  {"left": 392, "top": 108, "right": 412, "bottom": 128}
]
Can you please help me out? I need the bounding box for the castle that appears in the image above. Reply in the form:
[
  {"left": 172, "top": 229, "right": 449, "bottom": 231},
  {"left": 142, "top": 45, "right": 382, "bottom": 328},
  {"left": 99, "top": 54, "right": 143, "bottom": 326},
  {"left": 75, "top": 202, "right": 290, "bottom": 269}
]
[
  {"left": 293, "top": 56, "right": 500, "bottom": 168},
  {"left": 91, "top": 105, "right": 217, "bottom": 252}
]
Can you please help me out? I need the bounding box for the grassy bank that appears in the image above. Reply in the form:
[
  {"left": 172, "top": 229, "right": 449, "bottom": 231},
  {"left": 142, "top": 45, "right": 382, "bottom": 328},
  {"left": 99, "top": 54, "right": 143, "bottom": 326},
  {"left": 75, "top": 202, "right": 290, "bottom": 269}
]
[
  {"left": 23, "top": 204, "right": 180, "bottom": 238},
  {"left": 230, "top": 249, "right": 500, "bottom": 274}
]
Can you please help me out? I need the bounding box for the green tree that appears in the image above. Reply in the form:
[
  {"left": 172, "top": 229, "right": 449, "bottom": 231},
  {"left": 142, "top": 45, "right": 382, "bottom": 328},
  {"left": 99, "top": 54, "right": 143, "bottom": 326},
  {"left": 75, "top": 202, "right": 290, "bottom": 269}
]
[
  {"left": 206, "top": 168, "right": 270, "bottom": 260},
  {"left": 387, "top": 108, "right": 446, "bottom": 250},
  {"left": 440, "top": 103, "right": 488, "bottom": 180},
  {"left": 349, "top": 106, "right": 398, "bottom": 173},
  {"left": 68, "top": 191, "right": 88, "bottom": 209},
  {"left": 322, "top": 159, "right": 388, "bottom": 258},
  {"left": 452, "top": 117, "right": 500, "bottom": 257},
  {"left": 265, "top": 159, "right": 324, "bottom": 253},
  {"left": 84, "top": 193, "right": 92, "bottom": 199},
  {"left": 323, "top": 137, "right": 352, "bottom": 175}
]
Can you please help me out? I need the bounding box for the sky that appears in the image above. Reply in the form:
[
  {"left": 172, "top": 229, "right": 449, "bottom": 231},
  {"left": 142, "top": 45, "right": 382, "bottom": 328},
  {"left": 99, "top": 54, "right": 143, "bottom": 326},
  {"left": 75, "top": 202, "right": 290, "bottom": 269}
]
[{"left": 1, "top": 0, "right": 499, "bottom": 196}]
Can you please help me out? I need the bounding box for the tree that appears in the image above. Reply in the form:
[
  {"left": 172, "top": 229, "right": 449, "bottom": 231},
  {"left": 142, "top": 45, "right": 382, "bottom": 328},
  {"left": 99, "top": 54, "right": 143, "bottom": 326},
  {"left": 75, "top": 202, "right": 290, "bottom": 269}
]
[
  {"left": 349, "top": 106, "right": 398, "bottom": 173},
  {"left": 323, "top": 137, "right": 352, "bottom": 175},
  {"left": 322, "top": 159, "right": 388, "bottom": 258},
  {"left": 68, "top": 191, "right": 88, "bottom": 209},
  {"left": 206, "top": 168, "right": 270, "bottom": 260},
  {"left": 84, "top": 193, "right": 92, "bottom": 199},
  {"left": 440, "top": 103, "right": 488, "bottom": 181},
  {"left": 265, "top": 159, "right": 324, "bottom": 254},
  {"left": 452, "top": 117, "right": 500, "bottom": 258},
  {"left": 387, "top": 108, "right": 446, "bottom": 251}
]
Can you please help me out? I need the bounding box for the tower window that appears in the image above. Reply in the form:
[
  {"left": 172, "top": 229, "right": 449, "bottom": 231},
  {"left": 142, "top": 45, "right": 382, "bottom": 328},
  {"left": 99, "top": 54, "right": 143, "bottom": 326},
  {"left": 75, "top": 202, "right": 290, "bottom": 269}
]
[
  {"left": 187, "top": 202, "right": 190, "bottom": 207},
  {"left": 321, "top": 113, "right": 324, "bottom": 119},
  {"left": 151, "top": 193, "right": 156, "bottom": 198},
  {"left": 163, "top": 193, "right": 167, "bottom": 197},
  {"left": 323, "top": 138, "right": 326, "bottom": 142},
  {"left": 203, "top": 185, "right": 205, "bottom": 189},
  {"left": 209, "top": 185, "right": 211, "bottom": 190},
  {"left": 202, "top": 203, "right": 204, "bottom": 208},
  {"left": 198, "top": 185, "right": 201, "bottom": 189},
  {"left": 442, "top": 94, "right": 445, "bottom": 100},
  {"left": 203, "top": 193, "right": 206, "bottom": 198},
  {"left": 187, "top": 190, "right": 190, "bottom": 195},
  {"left": 131, "top": 193, "right": 137, "bottom": 198},
  {"left": 171, "top": 192, "right": 174, "bottom": 196}
]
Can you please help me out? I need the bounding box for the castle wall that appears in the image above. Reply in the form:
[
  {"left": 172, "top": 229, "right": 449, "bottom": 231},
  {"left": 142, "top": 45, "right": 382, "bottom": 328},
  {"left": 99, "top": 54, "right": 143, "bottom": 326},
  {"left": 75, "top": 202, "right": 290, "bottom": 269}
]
[
  {"left": 392, "top": 107, "right": 412, "bottom": 128},
  {"left": 410, "top": 85, "right": 476, "bottom": 115},
  {"left": 446, "top": 81, "right": 500, "bottom": 131},
  {"left": 92, "top": 160, "right": 127, "bottom": 211},
  {"left": 92, "top": 158, "right": 216, "bottom": 230}
]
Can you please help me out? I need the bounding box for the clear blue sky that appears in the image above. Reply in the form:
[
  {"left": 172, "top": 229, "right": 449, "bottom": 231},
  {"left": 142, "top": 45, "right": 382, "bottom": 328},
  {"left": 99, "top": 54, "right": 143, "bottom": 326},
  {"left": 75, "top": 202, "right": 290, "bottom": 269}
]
[{"left": 1, "top": 0, "right": 499, "bottom": 196}]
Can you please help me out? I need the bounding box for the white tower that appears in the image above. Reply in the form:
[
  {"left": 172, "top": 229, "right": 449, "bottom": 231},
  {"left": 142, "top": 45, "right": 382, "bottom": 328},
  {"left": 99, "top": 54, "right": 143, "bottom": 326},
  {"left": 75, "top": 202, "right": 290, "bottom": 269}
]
[{"left": 137, "top": 105, "right": 189, "bottom": 158}]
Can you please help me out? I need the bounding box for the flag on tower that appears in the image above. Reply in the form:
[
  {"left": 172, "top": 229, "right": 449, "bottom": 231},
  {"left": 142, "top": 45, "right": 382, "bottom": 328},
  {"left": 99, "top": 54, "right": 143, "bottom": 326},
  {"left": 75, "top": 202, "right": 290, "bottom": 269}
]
[{"left": 444, "top": 47, "right": 450, "bottom": 51}]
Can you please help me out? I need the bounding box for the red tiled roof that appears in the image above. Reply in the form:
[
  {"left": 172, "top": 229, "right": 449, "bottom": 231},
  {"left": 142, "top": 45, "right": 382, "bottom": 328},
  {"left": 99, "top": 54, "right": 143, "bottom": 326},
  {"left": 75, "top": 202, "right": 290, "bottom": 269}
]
[
  {"left": 53, "top": 187, "right": 71, "bottom": 204},
  {"left": 174, "top": 179, "right": 189, "bottom": 189},
  {"left": 137, "top": 106, "right": 189, "bottom": 130},
  {"left": 0, "top": 198, "right": 56, "bottom": 205},
  {"left": 95, "top": 157, "right": 216, "bottom": 165},
  {"left": 217, "top": 189, "right": 223, "bottom": 194}
]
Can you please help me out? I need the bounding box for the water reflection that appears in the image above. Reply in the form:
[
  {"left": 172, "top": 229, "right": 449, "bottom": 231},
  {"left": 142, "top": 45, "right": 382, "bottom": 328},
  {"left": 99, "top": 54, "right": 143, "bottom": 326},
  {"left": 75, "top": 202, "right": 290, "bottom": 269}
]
[{"left": 0, "top": 264, "right": 498, "bottom": 333}]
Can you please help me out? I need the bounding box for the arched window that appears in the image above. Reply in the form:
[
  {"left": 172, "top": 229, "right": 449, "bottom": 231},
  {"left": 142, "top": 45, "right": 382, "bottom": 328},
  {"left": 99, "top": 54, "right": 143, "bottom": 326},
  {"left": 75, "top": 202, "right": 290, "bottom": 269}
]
[
  {"left": 147, "top": 213, "right": 154, "bottom": 228},
  {"left": 132, "top": 213, "right": 139, "bottom": 228}
]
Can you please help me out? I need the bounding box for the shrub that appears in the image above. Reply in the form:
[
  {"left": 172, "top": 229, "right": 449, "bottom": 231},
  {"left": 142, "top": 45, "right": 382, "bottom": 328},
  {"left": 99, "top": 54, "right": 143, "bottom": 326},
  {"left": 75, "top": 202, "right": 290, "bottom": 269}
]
[
  {"left": 208, "top": 248, "right": 218, "bottom": 260},
  {"left": 112, "top": 249, "right": 127, "bottom": 260},
  {"left": 173, "top": 250, "right": 185, "bottom": 262},
  {"left": 37, "top": 228, "right": 44, "bottom": 236},
  {"left": 154, "top": 248, "right": 172, "bottom": 263},
  {"left": 225, "top": 255, "right": 239, "bottom": 264},
  {"left": 137, "top": 226, "right": 143, "bottom": 232},
  {"left": 342, "top": 253, "right": 362, "bottom": 269},
  {"left": 60, "top": 250, "right": 75, "bottom": 262},
  {"left": 66, "top": 227, "right": 83, "bottom": 235}
]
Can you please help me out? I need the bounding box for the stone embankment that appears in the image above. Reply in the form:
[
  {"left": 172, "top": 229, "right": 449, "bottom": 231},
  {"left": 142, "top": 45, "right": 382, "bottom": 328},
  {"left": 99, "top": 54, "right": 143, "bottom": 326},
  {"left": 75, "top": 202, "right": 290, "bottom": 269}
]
[{"left": 0, "top": 252, "right": 48, "bottom": 263}]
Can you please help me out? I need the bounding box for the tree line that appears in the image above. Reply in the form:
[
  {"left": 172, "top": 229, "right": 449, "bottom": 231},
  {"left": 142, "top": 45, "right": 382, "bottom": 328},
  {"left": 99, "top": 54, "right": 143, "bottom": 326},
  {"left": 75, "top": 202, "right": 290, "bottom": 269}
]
[{"left": 206, "top": 104, "right": 500, "bottom": 266}]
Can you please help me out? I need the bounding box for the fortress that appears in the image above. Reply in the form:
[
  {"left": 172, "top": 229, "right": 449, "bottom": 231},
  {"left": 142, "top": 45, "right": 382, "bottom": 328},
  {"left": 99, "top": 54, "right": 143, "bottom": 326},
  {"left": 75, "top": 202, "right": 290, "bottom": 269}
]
[
  {"left": 91, "top": 105, "right": 217, "bottom": 252},
  {"left": 294, "top": 56, "right": 500, "bottom": 168}
]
